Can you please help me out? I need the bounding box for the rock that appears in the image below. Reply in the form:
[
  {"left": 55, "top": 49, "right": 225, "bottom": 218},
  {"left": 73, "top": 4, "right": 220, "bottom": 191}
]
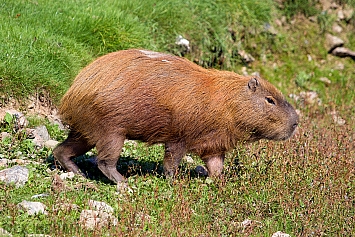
[
  {"left": 335, "top": 62, "right": 345, "bottom": 70},
  {"left": 0, "top": 166, "right": 29, "bottom": 187},
  {"left": 343, "top": 8, "right": 354, "bottom": 21},
  {"left": 88, "top": 200, "right": 114, "bottom": 213},
  {"left": 1, "top": 132, "right": 11, "bottom": 141},
  {"left": 31, "top": 125, "right": 50, "bottom": 147},
  {"left": 175, "top": 35, "right": 190, "bottom": 52},
  {"left": 116, "top": 182, "right": 133, "bottom": 193},
  {"left": 0, "top": 158, "right": 9, "bottom": 167},
  {"left": 332, "top": 23, "right": 343, "bottom": 33},
  {"left": 308, "top": 15, "right": 317, "bottom": 22},
  {"left": 325, "top": 34, "right": 344, "bottom": 53},
  {"left": 319, "top": 77, "right": 331, "bottom": 85},
  {"left": 183, "top": 155, "right": 194, "bottom": 164},
  {"left": 17, "top": 200, "right": 47, "bottom": 215},
  {"left": 59, "top": 171, "right": 75, "bottom": 180},
  {"left": 331, "top": 47, "right": 355, "bottom": 59},
  {"left": 272, "top": 231, "right": 291, "bottom": 237},
  {"left": 299, "top": 91, "right": 322, "bottom": 105},
  {"left": 238, "top": 50, "right": 255, "bottom": 63},
  {"left": 44, "top": 140, "right": 59, "bottom": 149},
  {"left": 79, "top": 209, "right": 118, "bottom": 230},
  {"left": 330, "top": 110, "right": 346, "bottom": 125},
  {"left": 0, "top": 228, "right": 12, "bottom": 236},
  {"left": 337, "top": 10, "right": 345, "bottom": 20}
]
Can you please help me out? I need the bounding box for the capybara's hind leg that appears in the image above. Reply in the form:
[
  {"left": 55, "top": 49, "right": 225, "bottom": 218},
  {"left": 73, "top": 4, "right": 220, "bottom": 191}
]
[
  {"left": 163, "top": 142, "right": 186, "bottom": 177},
  {"left": 96, "top": 135, "right": 125, "bottom": 183},
  {"left": 202, "top": 154, "right": 225, "bottom": 178},
  {"left": 53, "top": 131, "right": 93, "bottom": 176}
]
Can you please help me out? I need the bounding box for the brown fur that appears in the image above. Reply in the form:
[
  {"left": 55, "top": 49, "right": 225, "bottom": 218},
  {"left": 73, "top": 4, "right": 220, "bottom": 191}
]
[{"left": 53, "top": 49, "right": 299, "bottom": 183}]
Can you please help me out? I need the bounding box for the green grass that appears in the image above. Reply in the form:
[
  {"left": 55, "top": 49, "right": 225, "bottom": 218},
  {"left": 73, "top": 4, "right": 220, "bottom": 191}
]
[
  {"left": 0, "top": 0, "right": 273, "bottom": 102},
  {"left": 1, "top": 0, "right": 355, "bottom": 236}
]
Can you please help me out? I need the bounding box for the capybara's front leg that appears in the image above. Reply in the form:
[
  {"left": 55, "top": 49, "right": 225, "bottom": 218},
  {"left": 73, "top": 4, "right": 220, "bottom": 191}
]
[
  {"left": 53, "top": 131, "right": 93, "bottom": 177},
  {"left": 163, "top": 142, "right": 186, "bottom": 177},
  {"left": 202, "top": 154, "right": 225, "bottom": 177},
  {"left": 96, "top": 135, "right": 126, "bottom": 184}
]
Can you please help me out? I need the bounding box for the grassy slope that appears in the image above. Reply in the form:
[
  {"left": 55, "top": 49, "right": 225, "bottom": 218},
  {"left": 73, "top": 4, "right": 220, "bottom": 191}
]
[{"left": 1, "top": 0, "right": 355, "bottom": 236}]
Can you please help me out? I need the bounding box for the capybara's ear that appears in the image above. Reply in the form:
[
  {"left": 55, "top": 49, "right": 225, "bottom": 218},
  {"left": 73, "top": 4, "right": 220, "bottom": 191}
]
[{"left": 248, "top": 78, "right": 259, "bottom": 92}]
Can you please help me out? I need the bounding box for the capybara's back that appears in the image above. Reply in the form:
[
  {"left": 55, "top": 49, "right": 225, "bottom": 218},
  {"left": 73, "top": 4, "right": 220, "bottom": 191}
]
[{"left": 53, "top": 49, "right": 299, "bottom": 184}]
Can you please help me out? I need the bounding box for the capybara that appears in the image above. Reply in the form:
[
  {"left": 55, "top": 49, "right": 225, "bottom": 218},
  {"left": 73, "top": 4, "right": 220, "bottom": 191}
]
[{"left": 53, "top": 49, "right": 299, "bottom": 184}]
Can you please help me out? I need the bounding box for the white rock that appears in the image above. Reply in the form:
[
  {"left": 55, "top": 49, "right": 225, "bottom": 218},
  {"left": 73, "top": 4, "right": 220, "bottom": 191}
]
[
  {"left": 332, "top": 23, "right": 343, "bottom": 33},
  {"left": 1, "top": 132, "right": 11, "bottom": 141},
  {"left": 330, "top": 110, "right": 346, "bottom": 125},
  {"left": 272, "top": 231, "right": 291, "bottom": 237},
  {"left": 299, "top": 91, "right": 322, "bottom": 105},
  {"left": 183, "top": 155, "right": 194, "bottom": 164},
  {"left": 17, "top": 200, "right": 47, "bottom": 215},
  {"left": 0, "top": 166, "right": 29, "bottom": 187},
  {"left": 325, "top": 34, "right": 344, "bottom": 53},
  {"left": 88, "top": 200, "right": 114, "bottom": 213},
  {"left": 175, "top": 35, "right": 190, "bottom": 51},
  {"left": 59, "top": 171, "right": 75, "bottom": 180},
  {"left": 0, "top": 158, "right": 9, "bottom": 167},
  {"left": 0, "top": 228, "right": 12, "bottom": 236},
  {"left": 319, "top": 77, "right": 331, "bottom": 85},
  {"left": 44, "top": 140, "right": 59, "bottom": 149},
  {"left": 79, "top": 209, "right": 118, "bottom": 229},
  {"left": 238, "top": 50, "right": 255, "bottom": 63}
]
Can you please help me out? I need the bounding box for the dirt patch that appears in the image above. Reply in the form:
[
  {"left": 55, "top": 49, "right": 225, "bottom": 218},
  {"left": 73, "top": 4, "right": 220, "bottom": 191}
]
[{"left": 0, "top": 92, "right": 58, "bottom": 121}]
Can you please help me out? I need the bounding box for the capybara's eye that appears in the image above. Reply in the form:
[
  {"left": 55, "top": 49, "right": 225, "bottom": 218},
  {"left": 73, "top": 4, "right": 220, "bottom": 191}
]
[{"left": 265, "top": 96, "right": 275, "bottom": 105}]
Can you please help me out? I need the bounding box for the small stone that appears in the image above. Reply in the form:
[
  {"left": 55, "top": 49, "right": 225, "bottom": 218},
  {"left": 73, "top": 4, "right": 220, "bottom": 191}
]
[
  {"left": 331, "top": 47, "right": 355, "bottom": 59},
  {"left": 31, "top": 125, "right": 50, "bottom": 147},
  {"left": 319, "top": 77, "right": 331, "bottom": 85},
  {"left": 0, "top": 158, "right": 9, "bottom": 167},
  {"left": 79, "top": 209, "right": 118, "bottom": 230},
  {"left": 332, "top": 23, "right": 343, "bottom": 33},
  {"left": 44, "top": 140, "right": 59, "bottom": 149},
  {"left": 272, "top": 231, "right": 291, "bottom": 237},
  {"left": 59, "top": 171, "right": 75, "bottom": 180},
  {"left": 337, "top": 10, "right": 345, "bottom": 20},
  {"left": 88, "top": 200, "right": 114, "bottom": 213},
  {"left": 240, "top": 219, "right": 253, "bottom": 227},
  {"left": 183, "top": 155, "right": 194, "bottom": 164},
  {"left": 238, "top": 50, "right": 255, "bottom": 63},
  {"left": 343, "top": 8, "right": 354, "bottom": 21},
  {"left": 0, "top": 228, "right": 12, "bottom": 236},
  {"left": 330, "top": 110, "right": 346, "bottom": 125},
  {"left": 0, "top": 166, "right": 29, "bottom": 187},
  {"left": 325, "top": 34, "right": 344, "bottom": 53},
  {"left": 299, "top": 91, "right": 321, "bottom": 105},
  {"left": 17, "top": 200, "right": 47, "bottom": 215},
  {"left": 335, "top": 62, "right": 345, "bottom": 70},
  {"left": 116, "top": 182, "right": 133, "bottom": 193},
  {"left": 175, "top": 35, "right": 190, "bottom": 52},
  {"left": 1, "top": 132, "right": 11, "bottom": 141}
]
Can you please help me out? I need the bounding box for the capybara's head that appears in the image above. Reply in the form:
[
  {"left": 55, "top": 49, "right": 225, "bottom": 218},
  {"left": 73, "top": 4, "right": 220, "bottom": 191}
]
[{"left": 235, "top": 76, "right": 299, "bottom": 142}]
